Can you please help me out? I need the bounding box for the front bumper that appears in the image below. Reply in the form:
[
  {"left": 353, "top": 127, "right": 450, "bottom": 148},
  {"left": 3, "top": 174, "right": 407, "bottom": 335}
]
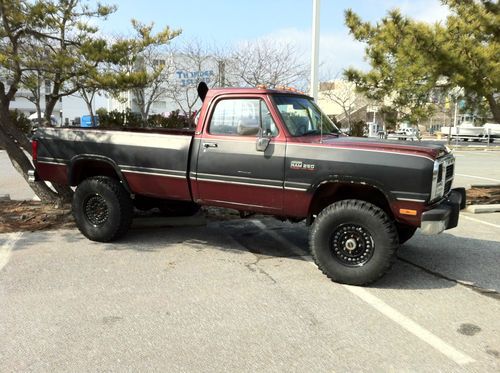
[{"left": 420, "top": 188, "right": 466, "bottom": 235}]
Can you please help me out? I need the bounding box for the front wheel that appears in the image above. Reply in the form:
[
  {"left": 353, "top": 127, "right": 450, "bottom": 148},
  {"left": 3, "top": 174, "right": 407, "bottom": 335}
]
[
  {"left": 72, "top": 176, "right": 133, "bottom": 242},
  {"left": 309, "top": 200, "right": 399, "bottom": 285}
]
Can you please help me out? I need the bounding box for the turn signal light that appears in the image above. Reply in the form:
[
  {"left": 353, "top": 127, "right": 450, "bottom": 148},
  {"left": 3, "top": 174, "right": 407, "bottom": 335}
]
[{"left": 399, "top": 209, "right": 417, "bottom": 216}]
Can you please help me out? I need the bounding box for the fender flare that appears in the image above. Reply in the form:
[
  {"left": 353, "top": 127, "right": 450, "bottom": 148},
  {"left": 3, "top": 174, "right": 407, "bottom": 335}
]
[
  {"left": 68, "top": 154, "right": 132, "bottom": 194},
  {"left": 310, "top": 175, "right": 393, "bottom": 198}
]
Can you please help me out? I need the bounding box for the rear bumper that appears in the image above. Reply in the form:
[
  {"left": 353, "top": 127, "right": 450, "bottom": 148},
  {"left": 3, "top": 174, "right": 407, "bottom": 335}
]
[{"left": 420, "top": 188, "right": 465, "bottom": 235}]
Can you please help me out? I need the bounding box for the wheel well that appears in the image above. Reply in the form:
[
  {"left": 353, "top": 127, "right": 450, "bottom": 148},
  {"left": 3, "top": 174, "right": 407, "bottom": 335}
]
[
  {"left": 70, "top": 159, "right": 122, "bottom": 186},
  {"left": 308, "top": 182, "right": 392, "bottom": 219}
]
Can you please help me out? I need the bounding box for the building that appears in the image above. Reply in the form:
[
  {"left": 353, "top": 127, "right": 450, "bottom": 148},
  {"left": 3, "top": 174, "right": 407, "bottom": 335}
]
[
  {"left": 107, "top": 54, "right": 221, "bottom": 117},
  {"left": 317, "top": 80, "right": 382, "bottom": 129},
  {"left": 9, "top": 82, "right": 103, "bottom": 126}
]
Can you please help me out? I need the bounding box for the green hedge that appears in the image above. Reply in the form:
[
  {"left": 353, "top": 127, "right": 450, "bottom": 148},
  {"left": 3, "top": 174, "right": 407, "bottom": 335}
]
[{"left": 98, "top": 109, "right": 195, "bottom": 129}]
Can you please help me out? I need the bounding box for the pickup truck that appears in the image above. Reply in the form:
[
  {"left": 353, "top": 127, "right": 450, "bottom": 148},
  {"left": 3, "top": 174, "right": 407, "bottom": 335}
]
[{"left": 30, "top": 83, "right": 465, "bottom": 285}]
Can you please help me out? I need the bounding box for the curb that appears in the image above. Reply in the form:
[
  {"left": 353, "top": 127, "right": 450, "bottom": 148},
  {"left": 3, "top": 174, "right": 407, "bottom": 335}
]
[{"left": 465, "top": 204, "right": 500, "bottom": 214}]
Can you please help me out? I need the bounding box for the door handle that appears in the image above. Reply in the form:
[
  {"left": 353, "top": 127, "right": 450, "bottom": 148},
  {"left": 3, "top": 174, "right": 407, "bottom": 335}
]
[{"left": 203, "top": 142, "right": 218, "bottom": 148}]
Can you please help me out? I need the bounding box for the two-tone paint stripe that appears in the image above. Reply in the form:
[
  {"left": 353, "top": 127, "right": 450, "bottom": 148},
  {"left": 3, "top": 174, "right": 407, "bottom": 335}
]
[
  {"left": 37, "top": 156, "right": 67, "bottom": 165},
  {"left": 194, "top": 172, "right": 310, "bottom": 191},
  {"left": 119, "top": 165, "right": 187, "bottom": 179}
]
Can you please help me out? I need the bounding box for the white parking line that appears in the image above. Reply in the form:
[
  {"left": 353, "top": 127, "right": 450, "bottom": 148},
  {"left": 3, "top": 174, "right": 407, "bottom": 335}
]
[
  {"left": 461, "top": 215, "right": 500, "bottom": 229},
  {"left": 343, "top": 285, "right": 475, "bottom": 365},
  {"left": 0, "top": 232, "right": 22, "bottom": 271},
  {"left": 455, "top": 173, "right": 500, "bottom": 183},
  {"left": 249, "top": 219, "right": 475, "bottom": 366}
]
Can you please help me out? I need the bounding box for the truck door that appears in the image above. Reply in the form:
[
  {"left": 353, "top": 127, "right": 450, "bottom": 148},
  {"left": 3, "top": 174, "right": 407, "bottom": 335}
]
[{"left": 194, "top": 96, "right": 285, "bottom": 213}]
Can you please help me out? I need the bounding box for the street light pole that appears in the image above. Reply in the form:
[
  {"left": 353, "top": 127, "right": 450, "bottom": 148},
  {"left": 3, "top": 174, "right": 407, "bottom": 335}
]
[{"left": 310, "top": 0, "right": 320, "bottom": 101}]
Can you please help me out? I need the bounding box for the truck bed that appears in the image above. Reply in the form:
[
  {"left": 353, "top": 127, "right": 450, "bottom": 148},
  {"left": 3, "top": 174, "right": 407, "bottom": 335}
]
[{"left": 34, "top": 127, "right": 195, "bottom": 201}]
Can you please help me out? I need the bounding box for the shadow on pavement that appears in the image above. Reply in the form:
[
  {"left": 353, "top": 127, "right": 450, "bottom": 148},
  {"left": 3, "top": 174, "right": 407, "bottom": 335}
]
[
  {"left": 397, "top": 232, "right": 500, "bottom": 293},
  {"left": 6, "top": 219, "right": 498, "bottom": 292}
]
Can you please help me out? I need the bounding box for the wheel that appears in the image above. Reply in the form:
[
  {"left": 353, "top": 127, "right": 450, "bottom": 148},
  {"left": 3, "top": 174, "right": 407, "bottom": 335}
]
[
  {"left": 72, "top": 176, "right": 133, "bottom": 242},
  {"left": 309, "top": 200, "right": 399, "bottom": 285},
  {"left": 158, "top": 200, "right": 201, "bottom": 217},
  {"left": 397, "top": 224, "right": 417, "bottom": 244}
]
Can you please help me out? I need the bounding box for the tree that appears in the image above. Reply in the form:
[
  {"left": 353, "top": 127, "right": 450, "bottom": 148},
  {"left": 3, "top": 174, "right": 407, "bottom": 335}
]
[
  {"left": 0, "top": 0, "right": 180, "bottom": 203},
  {"left": 320, "top": 79, "right": 369, "bottom": 131},
  {"left": 0, "top": 0, "right": 62, "bottom": 203},
  {"left": 112, "top": 20, "right": 180, "bottom": 124},
  {"left": 344, "top": 0, "right": 500, "bottom": 123},
  {"left": 228, "top": 39, "right": 308, "bottom": 89},
  {"left": 441, "top": 0, "right": 499, "bottom": 122}
]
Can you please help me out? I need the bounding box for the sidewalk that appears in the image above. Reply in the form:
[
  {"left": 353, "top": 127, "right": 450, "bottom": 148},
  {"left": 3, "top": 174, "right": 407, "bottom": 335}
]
[{"left": 0, "top": 150, "right": 36, "bottom": 201}]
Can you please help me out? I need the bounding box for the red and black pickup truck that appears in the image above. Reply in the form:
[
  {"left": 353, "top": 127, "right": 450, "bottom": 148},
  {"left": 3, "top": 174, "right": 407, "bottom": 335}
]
[{"left": 30, "top": 83, "right": 465, "bottom": 285}]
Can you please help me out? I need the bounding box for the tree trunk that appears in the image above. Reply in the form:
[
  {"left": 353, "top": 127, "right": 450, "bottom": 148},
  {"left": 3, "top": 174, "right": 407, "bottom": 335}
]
[
  {"left": 45, "top": 96, "right": 58, "bottom": 125},
  {"left": 85, "top": 100, "right": 95, "bottom": 126},
  {"left": 0, "top": 108, "right": 72, "bottom": 205},
  {"left": 1, "top": 108, "right": 32, "bottom": 153},
  {"left": 486, "top": 93, "right": 500, "bottom": 123},
  {"left": 0, "top": 123, "right": 60, "bottom": 203},
  {"left": 140, "top": 107, "right": 147, "bottom": 127}
]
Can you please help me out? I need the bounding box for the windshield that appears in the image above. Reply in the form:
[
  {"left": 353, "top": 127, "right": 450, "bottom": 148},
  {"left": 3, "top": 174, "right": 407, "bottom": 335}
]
[{"left": 273, "top": 95, "right": 340, "bottom": 136}]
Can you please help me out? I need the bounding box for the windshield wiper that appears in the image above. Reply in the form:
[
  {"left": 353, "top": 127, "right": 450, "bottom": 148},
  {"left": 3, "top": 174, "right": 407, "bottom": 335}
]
[{"left": 302, "top": 130, "right": 340, "bottom": 136}]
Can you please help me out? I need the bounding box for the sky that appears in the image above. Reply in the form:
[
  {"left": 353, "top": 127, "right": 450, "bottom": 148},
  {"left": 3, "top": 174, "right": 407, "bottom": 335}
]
[{"left": 93, "top": 0, "right": 450, "bottom": 79}]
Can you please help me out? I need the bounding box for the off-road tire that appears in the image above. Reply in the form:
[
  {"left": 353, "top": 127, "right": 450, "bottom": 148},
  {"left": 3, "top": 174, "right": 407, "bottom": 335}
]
[
  {"left": 72, "top": 176, "right": 133, "bottom": 242},
  {"left": 397, "top": 224, "right": 417, "bottom": 245},
  {"left": 309, "top": 199, "right": 399, "bottom": 285}
]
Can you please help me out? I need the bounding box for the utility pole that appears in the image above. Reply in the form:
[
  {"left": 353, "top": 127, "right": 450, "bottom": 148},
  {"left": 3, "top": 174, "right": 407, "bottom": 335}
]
[{"left": 310, "top": 0, "right": 320, "bottom": 101}]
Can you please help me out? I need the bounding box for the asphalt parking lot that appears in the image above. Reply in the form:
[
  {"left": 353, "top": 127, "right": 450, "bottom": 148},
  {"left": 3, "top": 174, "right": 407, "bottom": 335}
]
[{"left": 1, "top": 149, "right": 499, "bottom": 372}]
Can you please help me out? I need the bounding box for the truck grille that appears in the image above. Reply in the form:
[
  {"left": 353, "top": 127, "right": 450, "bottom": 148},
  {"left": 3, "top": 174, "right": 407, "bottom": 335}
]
[
  {"left": 443, "top": 160, "right": 454, "bottom": 194},
  {"left": 445, "top": 163, "right": 454, "bottom": 180},
  {"left": 431, "top": 155, "right": 455, "bottom": 201},
  {"left": 445, "top": 179, "right": 453, "bottom": 194}
]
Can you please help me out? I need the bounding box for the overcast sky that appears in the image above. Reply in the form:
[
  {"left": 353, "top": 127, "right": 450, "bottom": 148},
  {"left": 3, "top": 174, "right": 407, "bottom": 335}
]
[{"left": 93, "top": 0, "right": 450, "bottom": 78}]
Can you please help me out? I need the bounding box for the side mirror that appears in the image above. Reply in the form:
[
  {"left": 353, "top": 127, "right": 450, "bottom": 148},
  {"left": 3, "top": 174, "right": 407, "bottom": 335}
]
[{"left": 256, "top": 136, "right": 271, "bottom": 152}]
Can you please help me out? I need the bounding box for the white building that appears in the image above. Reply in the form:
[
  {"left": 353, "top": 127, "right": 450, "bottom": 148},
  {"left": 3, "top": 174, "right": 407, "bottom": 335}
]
[
  {"left": 107, "top": 54, "right": 221, "bottom": 117},
  {"left": 9, "top": 83, "right": 103, "bottom": 125}
]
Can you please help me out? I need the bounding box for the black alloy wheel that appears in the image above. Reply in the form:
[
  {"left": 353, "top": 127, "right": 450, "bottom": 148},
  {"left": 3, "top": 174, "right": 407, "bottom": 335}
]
[
  {"left": 83, "top": 194, "right": 109, "bottom": 226},
  {"left": 330, "top": 223, "right": 375, "bottom": 266}
]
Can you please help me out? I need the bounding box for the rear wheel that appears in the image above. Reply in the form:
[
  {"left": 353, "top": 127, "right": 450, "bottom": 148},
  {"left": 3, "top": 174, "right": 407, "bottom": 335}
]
[
  {"left": 72, "top": 176, "right": 133, "bottom": 242},
  {"left": 310, "top": 200, "right": 399, "bottom": 285}
]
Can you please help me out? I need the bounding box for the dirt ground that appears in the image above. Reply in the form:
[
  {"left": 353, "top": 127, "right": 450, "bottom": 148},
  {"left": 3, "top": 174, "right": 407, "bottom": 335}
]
[
  {"left": 0, "top": 201, "right": 244, "bottom": 234},
  {"left": 0, "top": 200, "right": 75, "bottom": 233}
]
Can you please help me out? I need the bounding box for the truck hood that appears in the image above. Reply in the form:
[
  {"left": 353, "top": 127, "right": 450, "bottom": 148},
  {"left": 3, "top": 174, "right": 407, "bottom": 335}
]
[{"left": 293, "top": 135, "right": 448, "bottom": 160}]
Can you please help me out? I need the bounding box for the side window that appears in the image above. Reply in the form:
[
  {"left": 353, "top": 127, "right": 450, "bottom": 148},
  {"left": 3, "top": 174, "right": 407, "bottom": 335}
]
[
  {"left": 260, "top": 100, "right": 278, "bottom": 137},
  {"left": 209, "top": 98, "right": 278, "bottom": 137}
]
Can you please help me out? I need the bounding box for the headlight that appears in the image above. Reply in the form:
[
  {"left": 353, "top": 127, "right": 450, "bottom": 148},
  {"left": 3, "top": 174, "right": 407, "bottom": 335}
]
[{"left": 430, "top": 160, "right": 444, "bottom": 201}]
